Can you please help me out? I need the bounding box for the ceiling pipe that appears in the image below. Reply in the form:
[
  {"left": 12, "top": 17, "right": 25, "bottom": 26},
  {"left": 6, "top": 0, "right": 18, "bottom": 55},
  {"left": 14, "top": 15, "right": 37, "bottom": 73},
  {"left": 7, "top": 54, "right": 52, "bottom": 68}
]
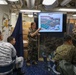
[
  {"left": 19, "top": 0, "right": 24, "bottom": 7},
  {"left": 61, "top": 0, "right": 71, "bottom": 6},
  {"left": 26, "top": 0, "right": 35, "bottom": 9}
]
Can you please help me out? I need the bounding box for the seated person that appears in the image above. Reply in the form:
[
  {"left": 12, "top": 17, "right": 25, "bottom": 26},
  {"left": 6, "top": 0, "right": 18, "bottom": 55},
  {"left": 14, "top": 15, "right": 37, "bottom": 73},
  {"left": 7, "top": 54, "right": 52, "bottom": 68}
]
[
  {"left": 0, "top": 31, "right": 16, "bottom": 73},
  {"left": 7, "top": 36, "right": 25, "bottom": 75},
  {"left": 52, "top": 34, "right": 76, "bottom": 74}
]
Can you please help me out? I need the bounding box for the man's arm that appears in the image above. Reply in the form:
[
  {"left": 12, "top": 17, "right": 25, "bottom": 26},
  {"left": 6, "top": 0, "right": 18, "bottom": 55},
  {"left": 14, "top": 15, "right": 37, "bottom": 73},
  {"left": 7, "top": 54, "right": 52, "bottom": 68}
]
[{"left": 52, "top": 47, "right": 63, "bottom": 62}]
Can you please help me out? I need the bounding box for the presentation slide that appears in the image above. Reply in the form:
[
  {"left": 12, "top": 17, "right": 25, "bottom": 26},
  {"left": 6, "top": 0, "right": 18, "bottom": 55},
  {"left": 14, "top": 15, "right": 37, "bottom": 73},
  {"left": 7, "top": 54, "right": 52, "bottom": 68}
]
[{"left": 38, "top": 13, "right": 63, "bottom": 32}]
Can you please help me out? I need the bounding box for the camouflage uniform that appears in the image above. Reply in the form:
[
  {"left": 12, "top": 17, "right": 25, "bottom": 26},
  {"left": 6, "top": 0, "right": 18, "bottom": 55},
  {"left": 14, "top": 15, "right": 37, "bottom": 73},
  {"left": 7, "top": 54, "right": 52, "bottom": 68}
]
[
  {"left": 27, "top": 28, "right": 38, "bottom": 62},
  {"left": 53, "top": 43, "right": 76, "bottom": 63},
  {"left": 53, "top": 43, "right": 76, "bottom": 75}
]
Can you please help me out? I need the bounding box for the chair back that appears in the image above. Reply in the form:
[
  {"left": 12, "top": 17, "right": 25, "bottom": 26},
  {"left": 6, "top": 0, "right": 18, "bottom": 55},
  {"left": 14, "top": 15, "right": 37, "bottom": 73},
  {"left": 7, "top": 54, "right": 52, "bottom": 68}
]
[
  {"left": 52, "top": 64, "right": 60, "bottom": 75},
  {"left": 0, "top": 60, "right": 15, "bottom": 75}
]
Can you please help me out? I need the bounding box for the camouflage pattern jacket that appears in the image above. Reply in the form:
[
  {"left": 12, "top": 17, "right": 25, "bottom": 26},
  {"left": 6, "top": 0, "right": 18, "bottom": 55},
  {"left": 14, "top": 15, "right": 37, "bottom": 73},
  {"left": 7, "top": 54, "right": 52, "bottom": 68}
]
[
  {"left": 28, "top": 29, "right": 38, "bottom": 50},
  {"left": 53, "top": 43, "right": 76, "bottom": 64}
]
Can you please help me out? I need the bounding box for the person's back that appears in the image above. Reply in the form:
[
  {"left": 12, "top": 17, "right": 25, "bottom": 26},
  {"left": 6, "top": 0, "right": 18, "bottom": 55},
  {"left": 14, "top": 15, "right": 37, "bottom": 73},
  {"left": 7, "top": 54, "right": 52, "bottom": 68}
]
[
  {"left": 54, "top": 43, "right": 75, "bottom": 62},
  {"left": 0, "top": 31, "right": 16, "bottom": 66},
  {"left": 0, "top": 41, "right": 16, "bottom": 66},
  {"left": 53, "top": 34, "right": 76, "bottom": 75},
  {"left": 53, "top": 34, "right": 75, "bottom": 62}
]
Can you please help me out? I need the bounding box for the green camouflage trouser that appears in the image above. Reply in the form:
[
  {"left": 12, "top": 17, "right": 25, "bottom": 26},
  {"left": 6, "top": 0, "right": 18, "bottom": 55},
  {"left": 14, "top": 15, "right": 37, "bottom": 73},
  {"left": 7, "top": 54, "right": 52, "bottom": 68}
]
[{"left": 27, "top": 41, "right": 38, "bottom": 62}]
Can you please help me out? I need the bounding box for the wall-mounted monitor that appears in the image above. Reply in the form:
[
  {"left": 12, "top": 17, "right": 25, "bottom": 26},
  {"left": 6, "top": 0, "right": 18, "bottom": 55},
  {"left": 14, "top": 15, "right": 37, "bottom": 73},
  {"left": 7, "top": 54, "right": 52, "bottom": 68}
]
[{"left": 38, "top": 12, "right": 63, "bottom": 32}]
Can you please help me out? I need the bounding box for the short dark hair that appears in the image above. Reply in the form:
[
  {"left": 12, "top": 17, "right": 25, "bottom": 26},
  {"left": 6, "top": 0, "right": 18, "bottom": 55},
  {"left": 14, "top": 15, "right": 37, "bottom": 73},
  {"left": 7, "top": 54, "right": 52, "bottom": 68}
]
[
  {"left": 64, "top": 34, "right": 72, "bottom": 42},
  {"left": 7, "top": 36, "right": 14, "bottom": 42}
]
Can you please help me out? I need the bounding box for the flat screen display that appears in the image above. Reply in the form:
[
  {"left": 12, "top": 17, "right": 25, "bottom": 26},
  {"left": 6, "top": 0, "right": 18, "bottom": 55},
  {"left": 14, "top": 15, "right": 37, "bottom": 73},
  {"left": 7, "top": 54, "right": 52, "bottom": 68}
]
[{"left": 38, "top": 13, "right": 63, "bottom": 32}]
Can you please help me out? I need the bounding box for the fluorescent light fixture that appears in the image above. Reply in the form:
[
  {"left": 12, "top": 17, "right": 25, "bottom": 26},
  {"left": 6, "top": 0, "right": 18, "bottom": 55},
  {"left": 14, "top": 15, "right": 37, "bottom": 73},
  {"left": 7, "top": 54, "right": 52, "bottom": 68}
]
[
  {"left": 42, "top": 0, "right": 56, "bottom": 5},
  {"left": 72, "top": 14, "right": 76, "bottom": 16},
  {"left": 28, "top": 15, "right": 33, "bottom": 17},
  {"left": 61, "top": 0, "right": 71, "bottom": 6},
  {"left": 44, "top": 0, "right": 58, "bottom": 10},
  {"left": 58, "top": 8, "right": 76, "bottom": 12},
  {"left": 0, "top": 0, "right": 8, "bottom": 5},
  {"left": 20, "top": 10, "right": 41, "bottom": 13},
  {"left": 8, "top": 0, "right": 18, "bottom": 2}
]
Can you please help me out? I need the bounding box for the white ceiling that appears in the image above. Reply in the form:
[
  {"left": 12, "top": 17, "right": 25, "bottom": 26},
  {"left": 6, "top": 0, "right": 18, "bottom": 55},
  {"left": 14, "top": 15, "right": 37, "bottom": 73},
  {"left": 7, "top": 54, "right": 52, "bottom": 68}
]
[{"left": 4, "top": 0, "right": 76, "bottom": 16}]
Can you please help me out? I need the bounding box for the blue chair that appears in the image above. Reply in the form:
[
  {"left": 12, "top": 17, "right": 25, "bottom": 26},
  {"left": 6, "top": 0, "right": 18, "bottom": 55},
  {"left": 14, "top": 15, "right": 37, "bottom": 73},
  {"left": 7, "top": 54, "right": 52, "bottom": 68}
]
[
  {"left": 0, "top": 56, "right": 16, "bottom": 75},
  {"left": 52, "top": 64, "right": 60, "bottom": 75},
  {"left": 0, "top": 60, "right": 15, "bottom": 75}
]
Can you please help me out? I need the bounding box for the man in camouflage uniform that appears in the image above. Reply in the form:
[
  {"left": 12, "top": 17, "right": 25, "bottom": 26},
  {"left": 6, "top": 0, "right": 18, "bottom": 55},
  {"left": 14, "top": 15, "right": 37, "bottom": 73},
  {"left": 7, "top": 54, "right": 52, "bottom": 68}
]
[
  {"left": 26, "top": 22, "right": 41, "bottom": 66},
  {"left": 53, "top": 34, "right": 76, "bottom": 75}
]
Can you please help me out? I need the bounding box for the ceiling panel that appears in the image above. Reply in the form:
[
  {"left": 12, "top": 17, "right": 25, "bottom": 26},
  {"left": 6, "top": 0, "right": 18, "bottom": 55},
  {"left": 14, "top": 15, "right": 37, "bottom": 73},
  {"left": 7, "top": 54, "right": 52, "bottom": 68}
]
[{"left": 7, "top": 0, "right": 76, "bottom": 13}]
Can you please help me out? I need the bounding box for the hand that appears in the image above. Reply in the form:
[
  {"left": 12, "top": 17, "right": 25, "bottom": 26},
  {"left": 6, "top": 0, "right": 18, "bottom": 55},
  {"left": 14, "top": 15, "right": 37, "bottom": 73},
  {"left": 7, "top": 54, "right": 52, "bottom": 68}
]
[{"left": 38, "top": 28, "right": 41, "bottom": 30}]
